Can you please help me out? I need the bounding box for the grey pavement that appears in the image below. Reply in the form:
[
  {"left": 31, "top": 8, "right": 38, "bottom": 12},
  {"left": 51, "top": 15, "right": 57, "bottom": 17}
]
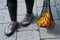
[{"left": 0, "top": 0, "right": 60, "bottom": 40}]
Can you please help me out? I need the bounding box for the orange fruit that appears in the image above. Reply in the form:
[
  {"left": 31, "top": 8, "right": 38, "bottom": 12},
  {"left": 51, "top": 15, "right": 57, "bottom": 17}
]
[{"left": 37, "top": 11, "right": 55, "bottom": 30}]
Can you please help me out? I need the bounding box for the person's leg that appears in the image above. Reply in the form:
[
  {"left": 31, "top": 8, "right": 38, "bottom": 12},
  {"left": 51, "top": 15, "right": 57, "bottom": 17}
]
[
  {"left": 22, "top": 0, "right": 34, "bottom": 26},
  {"left": 7, "top": 0, "right": 17, "bottom": 21},
  {"left": 5, "top": 0, "right": 18, "bottom": 36},
  {"left": 25, "top": 0, "right": 34, "bottom": 14}
]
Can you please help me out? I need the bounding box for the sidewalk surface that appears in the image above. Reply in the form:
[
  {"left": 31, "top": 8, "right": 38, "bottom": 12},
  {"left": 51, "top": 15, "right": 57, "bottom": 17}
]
[{"left": 0, "top": 0, "right": 60, "bottom": 40}]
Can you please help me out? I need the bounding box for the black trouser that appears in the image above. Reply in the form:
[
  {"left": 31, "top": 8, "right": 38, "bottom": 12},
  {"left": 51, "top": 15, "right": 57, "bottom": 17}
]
[{"left": 7, "top": 0, "right": 34, "bottom": 21}]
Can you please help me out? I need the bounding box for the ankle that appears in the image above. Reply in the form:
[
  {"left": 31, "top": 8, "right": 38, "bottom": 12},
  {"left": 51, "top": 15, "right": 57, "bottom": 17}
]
[{"left": 27, "top": 11, "right": 33, "bottom": 14}]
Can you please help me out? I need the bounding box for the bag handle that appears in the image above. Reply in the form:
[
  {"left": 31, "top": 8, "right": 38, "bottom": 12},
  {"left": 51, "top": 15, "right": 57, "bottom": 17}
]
[{"left": 40, "top": 0, "right": 51, "bottom": 17}]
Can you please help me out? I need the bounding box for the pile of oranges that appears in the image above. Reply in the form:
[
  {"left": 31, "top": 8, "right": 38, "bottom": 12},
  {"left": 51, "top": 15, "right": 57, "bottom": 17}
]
[{"left": 37, "top": 11, "right": 55, "bottom": 30}]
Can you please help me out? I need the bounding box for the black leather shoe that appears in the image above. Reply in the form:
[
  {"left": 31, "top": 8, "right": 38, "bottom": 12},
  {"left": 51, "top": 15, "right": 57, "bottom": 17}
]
[{"left": 5, "top": 21, "right": 18, "bottom": 37}]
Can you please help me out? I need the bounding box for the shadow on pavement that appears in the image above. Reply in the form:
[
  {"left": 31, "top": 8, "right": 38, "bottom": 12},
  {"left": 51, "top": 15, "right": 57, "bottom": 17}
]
[{"left": 47, "top": 21, "right": 60, "bottom": 36}]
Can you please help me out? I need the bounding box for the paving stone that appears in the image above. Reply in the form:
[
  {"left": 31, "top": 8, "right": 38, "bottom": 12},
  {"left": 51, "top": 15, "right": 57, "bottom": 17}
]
[
  {"left": 39, "top": 20, "right": 60, "bottom": 39},
  {"left": 51, "top": 6, "right": 59, "bottom": 20},
  {"left": 50, "top": 0, "right": 55, "bottom": 6},
  {"left": 54, "top": 0, "right": 60, "bottom": 12},
  {"left": 55, "top": 0, "right": 60, "bottom": 5},
  {"left": 33, "top": 1, "right": 37, "bottom": 16},
  {"left": 58, "top": 11, "right": 60, "bottom": 17},
  {"left": 17, "top": 15, "right": 25, "bottom": 22},
  {"left": 37, "top": 0, "right": 55, "bottom": 7},
  {"left": 0, "top": 0, "right": 7, "bottom": 9},
  {"left": 56, "top": 4, "right": 60, "bottom": 12},
  {"left": 37, "top": 0, "right": 43, "bottom": 7},
  {"left": 17, "top": 23, "right": 38, "bottom": 31},
  {"left": 18, "top": 0, "right": 24, "bottom": 2},
  {"left": 0, "top": 9, "right": 11, "bottom": 23},
  {"left": 44, "top": 39, "right": 60, "bottom": 40},
  {"left": 17, "top": 30, "right": 40, "bottom": 40},
  {"left": 37, "top": 7, "right": 43, "bottom": 17},
  {"left": 17, "top": 2, "right": 26, "bottom": 15},
  {"left": 55, "top": 0, "right": 60, "bottom": 11},
  {"left": 0, "top": 23, "right": 16, "bottom": 40}
]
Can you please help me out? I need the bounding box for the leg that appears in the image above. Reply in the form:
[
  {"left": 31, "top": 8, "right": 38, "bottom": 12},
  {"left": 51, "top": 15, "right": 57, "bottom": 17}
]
[
  {"left": 25, "top": 0, "right": 34, "bottom": 14},
  {"left": 7, "top": 0, "right": 17, "bottom": 21},
  {"left": 5, "top": 0, "right": 18, "bottom": 36},
  {"left": 22, "top": 0, "right": 34, "bottom": 26}
]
